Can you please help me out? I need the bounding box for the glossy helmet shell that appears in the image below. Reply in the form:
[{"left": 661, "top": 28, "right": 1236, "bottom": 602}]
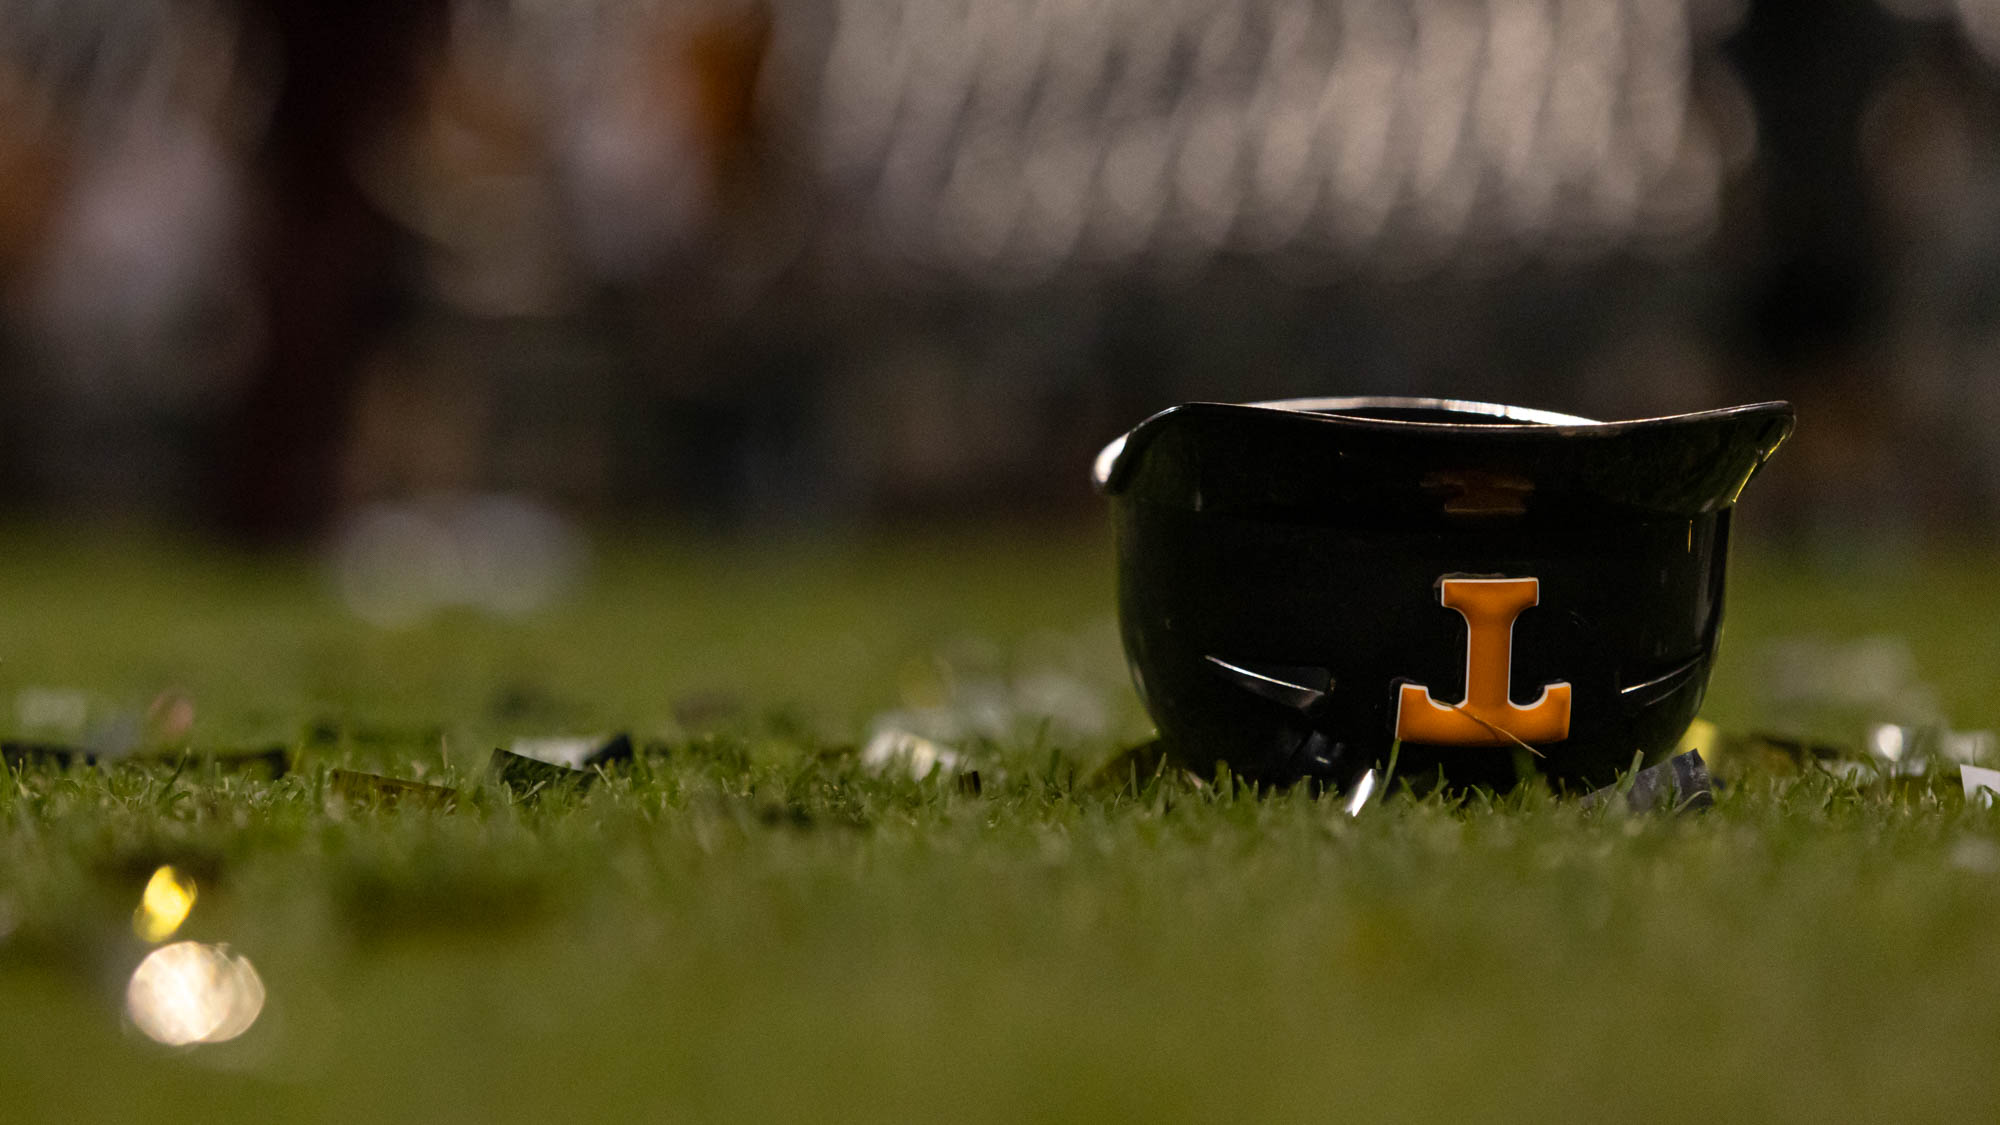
[{"left": 1094, "top": 397, "right": 1794, "bottom": 791}]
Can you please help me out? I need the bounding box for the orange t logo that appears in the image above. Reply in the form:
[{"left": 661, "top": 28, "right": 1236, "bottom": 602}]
[{"left": 1394, "top": 577, "right": 1571, "bottom": 746}]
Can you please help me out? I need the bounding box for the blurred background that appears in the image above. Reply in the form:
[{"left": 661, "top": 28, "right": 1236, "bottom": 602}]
[{"left": 0, "top": 0, "right": 1995, "bottom": 557}]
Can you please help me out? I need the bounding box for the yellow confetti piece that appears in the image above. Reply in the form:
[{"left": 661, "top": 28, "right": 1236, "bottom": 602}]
[{"left": 133, "top": 865, "right": 196, "bottom": 943}]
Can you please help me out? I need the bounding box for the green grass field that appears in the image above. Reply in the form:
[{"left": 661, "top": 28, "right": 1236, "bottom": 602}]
[{"left": 1, "top": 526, "right": 1997, "bottom": 1123}]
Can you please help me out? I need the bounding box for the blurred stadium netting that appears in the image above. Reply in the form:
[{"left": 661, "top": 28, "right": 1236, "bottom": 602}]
[
  {"left": 2, "top": 0, "right": 2000, "bottom": 538},
  {"left": 818, "top": 0, "right": 1743, "bottom": 274}
]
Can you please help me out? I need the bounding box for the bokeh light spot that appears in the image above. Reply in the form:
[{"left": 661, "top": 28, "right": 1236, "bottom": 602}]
[{"left": 126, "top": 942, "right": 266, "bottom": 1047}]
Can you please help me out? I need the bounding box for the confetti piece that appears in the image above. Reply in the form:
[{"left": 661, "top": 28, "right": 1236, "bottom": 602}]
[
  {"left": 860, "top": 729, "right": 961, "bottom": 781},
  {"left": 489, "top": 747, "right": 593, "bottom": 800},
  {"left": 1582, "top": 750, "right": 1713, "bottom": 814},
  {"left": 327, "top": 769, "right": 458, "bottom": 811},
  {"left": 1342, "top": 768, "right": 1378, "bottom": 817},
  {"left": 133, "top": 865, "right": 196, "bottom": 943},
  {"left": 1962, "top": 765, "right": 2000, "bottom": 808}
]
